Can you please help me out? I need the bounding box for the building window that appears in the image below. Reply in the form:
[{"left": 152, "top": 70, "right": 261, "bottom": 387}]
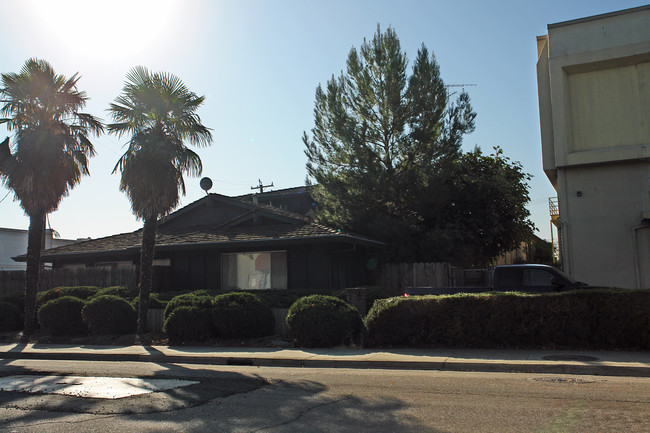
[{"left": 221, "top": 251, "right": 287, "bottom": 290}]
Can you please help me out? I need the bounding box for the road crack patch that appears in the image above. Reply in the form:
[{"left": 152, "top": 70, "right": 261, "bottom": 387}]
[{"left": 251, "top": 395, "right": 352, "bottom": 432}]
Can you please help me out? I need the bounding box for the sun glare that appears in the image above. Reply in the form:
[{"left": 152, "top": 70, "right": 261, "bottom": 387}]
[{"left": 29, "top": 0, "right": 176, "bottom": 60}]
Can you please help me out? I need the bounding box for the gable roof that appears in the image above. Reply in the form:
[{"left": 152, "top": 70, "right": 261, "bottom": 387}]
[
  {"left": 16, "top": 191, "right": 383, "bottom": 262},
  {"left": 26, "top": 221, "right": 381, "bottom": 262},
  {"left": 158, "top": 192, "right": 310, "bottom": 228}
]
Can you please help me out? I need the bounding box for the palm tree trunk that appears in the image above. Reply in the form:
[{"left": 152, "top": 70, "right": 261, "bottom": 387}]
[
  {"left": 137, "top": 216, "right": 157, "bottom": 335},
  {"left": 24, "top": 211, "right": 46, "bottom": 334}
]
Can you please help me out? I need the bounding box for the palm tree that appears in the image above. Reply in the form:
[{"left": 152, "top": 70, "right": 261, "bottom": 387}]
[
  {"left": 108, "top": 67, "right": 212, "bottom": 334},
  {"left": 0, "top": 58, "right": 103, "bottom": 334}
]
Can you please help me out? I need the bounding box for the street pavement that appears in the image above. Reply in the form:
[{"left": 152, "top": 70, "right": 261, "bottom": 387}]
[{"left": 0, "top": 342, "right": 648, "bottom": 377}]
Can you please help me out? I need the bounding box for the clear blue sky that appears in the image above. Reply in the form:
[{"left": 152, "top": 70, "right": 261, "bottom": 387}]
[{"left": 1, "top": 0, "right": 646, "bottom": 242}]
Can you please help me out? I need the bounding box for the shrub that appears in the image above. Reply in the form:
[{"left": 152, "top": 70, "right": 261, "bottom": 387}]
[
  {"left": 37, "top": 286, "right": 100, "bottom": 306},
  {"left": 363, "top": 286, "right": 398, "bottom": 311},
  {"left": 212, "top": 292, "right": 275, "bottom": 339},
  {"left": 38, "top": 296, "right": 87, "bottom": 335},
  {"left": 0, "top": 292, "right": 24, "bottom": 316},
  {"left": 247, "top": 290, "right": 303, "bottom": 308},
  {"left": 286, "top": 295, "right": 363, "bottom": 348},
  {"left": 364, "top": 289, "right": 650, "bottom": 350},
  {"left": 164, "top": 306, "right": 213, "bottom": 343},
  {"left": 0, "top": 302, "right": 22, "bottom": 331},
  {"left": 82, "top": 295, "right": 136, "bottom": 335},
  {"left": 93, "top": 286, "right": 137, "bottom": 300},
  {"left": 132, "top": 293, "right": 168, "bottom": 311},
  {"left": 164, "top": 294, "right": 213, "bottom": 320}
]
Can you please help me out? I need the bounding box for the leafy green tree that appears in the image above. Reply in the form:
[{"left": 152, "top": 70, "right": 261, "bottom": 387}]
[
  {"left": 108, "top": 67, "right": 212, "bottom": 334},
  {"left": 0, "top": 58, "right": 102, "bottom": 333},
  {"left": 414, "top": 147, "right": 535, "bottom": 266},
  {"left": 304, "top": 27, "right": 534, "bottom": 265}
]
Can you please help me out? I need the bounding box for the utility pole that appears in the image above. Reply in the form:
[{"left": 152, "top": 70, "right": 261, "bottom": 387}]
[{"left": 251, "top": 179, "right": 274, "bottom": 194}]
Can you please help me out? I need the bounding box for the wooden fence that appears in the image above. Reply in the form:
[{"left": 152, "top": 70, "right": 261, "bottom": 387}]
[
  {"left": 380, "top": 262, "right": 452, "bottom": 295},
  {"left": 0, "top": 267, "right": 138, "bottom": 296},
  {"left": 380, "top": 263, "right": 490, "bottom": 294}
]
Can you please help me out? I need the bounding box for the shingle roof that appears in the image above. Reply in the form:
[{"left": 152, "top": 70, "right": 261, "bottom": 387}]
[
  {"left": 16, "top": 190, "right": 383, "bottom": 262},
  {"left": 157, "top": 192, "right": 310, "bottom": 227},
  {"left": 34, "top": 221, "right": 382, "bottom": 260}
]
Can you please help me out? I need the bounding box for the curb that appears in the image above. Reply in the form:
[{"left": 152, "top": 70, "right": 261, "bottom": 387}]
[{"left": 1, "top": 351, "right": 649, "bottom": 378}]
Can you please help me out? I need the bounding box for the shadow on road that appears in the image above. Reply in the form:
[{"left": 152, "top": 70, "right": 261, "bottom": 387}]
[{"left": 0, "top": 351, "right": 436, "bottom": 432}]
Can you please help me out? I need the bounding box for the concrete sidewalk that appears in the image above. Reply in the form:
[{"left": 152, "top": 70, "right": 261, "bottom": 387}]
[{"left": 1, "top": 343, "right": 649, "bottom": 377}]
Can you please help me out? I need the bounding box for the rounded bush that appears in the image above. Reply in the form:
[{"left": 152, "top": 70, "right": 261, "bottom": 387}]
[
  {"left": 164, "top": 306, "right": 213, "bottom": 343},
  {"left": 37, "top": 286, "right": 99, "bottom": 306},
  {"left": 0, "top": 293, "right": 25, "bottom": 317},
  {"left": 212, "top": 292, "right": 274, "bottom": 339},
  {"left": 132, "top": 293, "right": 167, "bottom": 311},
  {"left": 82, "top": 295, "right": 136, "bottom": 335},
  {"left": 164, "top": 294, "right": 213, "bottom": 320},
  {"left": 93, "top": 286, "right": 137, "bottom": 300},
  {"left": 286, "top": 295, "right": 363, "bottom": 348},
  {"left": 0, "top": 302, "right": 22, "bottom": 331},
  {"left": 38, "top": 296, "right": 87, "bottom": 335}
]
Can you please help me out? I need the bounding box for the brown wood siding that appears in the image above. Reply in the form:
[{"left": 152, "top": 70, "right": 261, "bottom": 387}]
[{"left": 156, "top": 243, "right": 381, "bottom": 293}]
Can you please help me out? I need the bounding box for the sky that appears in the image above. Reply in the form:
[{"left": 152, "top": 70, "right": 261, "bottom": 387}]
[{"left": 0, "top": 0, "right": 646, "bottom": 243}]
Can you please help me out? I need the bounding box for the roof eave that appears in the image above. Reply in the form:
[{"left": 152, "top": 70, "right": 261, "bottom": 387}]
[{"left": 28, "top": 234, "right": 385, "bottom": 262}]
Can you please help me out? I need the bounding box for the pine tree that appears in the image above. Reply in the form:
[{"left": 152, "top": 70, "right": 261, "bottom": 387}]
[
  {"left": 303, "top": 26, "right": 475, "bottom": 258},
  {"left": 304, "top": 26, "right": 534, "bottom": 265}
]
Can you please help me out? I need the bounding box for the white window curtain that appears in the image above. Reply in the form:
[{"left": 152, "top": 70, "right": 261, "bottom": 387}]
[{"left": 221, "top": 251, "right": 287, "bottom": 290}]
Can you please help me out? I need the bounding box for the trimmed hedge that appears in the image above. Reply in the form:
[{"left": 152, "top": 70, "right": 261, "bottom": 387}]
[
  {"left": 0, "top": 293, "right": 24, "bottom": 317},
  {"left": 82, "top": 295, "right": 137, "bottom": 335},
  {"left": 212, "top": 292, "right": 274, "bottom": 339},
  {"left": 92, "top": 286, "right": 137, "bottom": 299},
  {"left": 364, "top": 289, "right": 650, "bottom": 350},
  {"left": 164, "top": 306, "right": 214, "bottom": 343},
  {"left": 38, "top": 296, "right": 87, "bottom": 335},
  {"left": 0, "top": 302, "right": 22, "bottom": 331},
  {"left": 37, "top": 286, "right": 100, "bottom": 306},
  {"left": 164, "top": 294, "right": 214, "bottom": 320},
  {"left": 246, "top": 290, "right": 303, "bottom": 309},
  {"left": 286, "top": 295, "right": 363, "bottom": 348},
  {"left": 132, "top": 293, "right": 168, "bottom": 311}
]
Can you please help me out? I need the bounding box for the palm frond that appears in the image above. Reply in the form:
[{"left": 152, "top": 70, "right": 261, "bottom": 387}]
[
  {"left": 0, "top": 58, "right": 101, "bottom": 215},
  {"left": 109, "top": 66, "right": 213, "bottom": 218}
]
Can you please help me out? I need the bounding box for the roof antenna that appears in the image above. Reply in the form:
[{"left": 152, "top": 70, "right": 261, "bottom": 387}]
[{"left": 251, "top": 179, "right": 273, "bottom": 194}]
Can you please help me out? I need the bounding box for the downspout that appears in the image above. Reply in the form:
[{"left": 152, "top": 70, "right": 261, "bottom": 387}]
[{"left": 632, "top": 223, "right": 650, "bottom": 289}]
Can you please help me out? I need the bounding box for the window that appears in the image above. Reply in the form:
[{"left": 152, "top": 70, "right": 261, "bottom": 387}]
[
  {"left": 522, "top": 269, "right": 554, "bottom": 287},
  {"left": 221, "top": 251, "right": 287, "bottom": 290}
]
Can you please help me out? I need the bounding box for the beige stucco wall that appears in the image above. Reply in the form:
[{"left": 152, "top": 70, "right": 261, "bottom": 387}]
[
  {"left": 568, "top": 62, "right": 650, "bottom": 153},
  {"left": 537, "top": 6, "right": 650, "bottom": 289},
  {"left": 556, "top": 161, "right": 650, "bottom": 287}
]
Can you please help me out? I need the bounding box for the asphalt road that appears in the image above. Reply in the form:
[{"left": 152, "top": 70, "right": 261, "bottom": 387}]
[{"left": 0, "top": 359, "right": 648, "bottom": 432}]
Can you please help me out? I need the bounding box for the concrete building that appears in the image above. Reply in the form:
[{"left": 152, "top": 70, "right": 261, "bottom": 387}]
[
  {"left": 536, "top": 6, "right": 650, "bottom": 289},
  {"left": 0, "top": 227, "right": 79, "bottom": 271}
]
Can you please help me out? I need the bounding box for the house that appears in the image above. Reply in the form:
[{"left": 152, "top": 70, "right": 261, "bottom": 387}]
[
  {"left": 237, "top": 186, "right": 316, "bottom": 216},
  {"left": 536, "top": 6, "right": 650, "bottom": 288},
  {"left": 0, "top": 227, "right": 79, "bottom": 271},
  {"left": 17, "top": 190, "right": 384, "bottom": 293}
]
